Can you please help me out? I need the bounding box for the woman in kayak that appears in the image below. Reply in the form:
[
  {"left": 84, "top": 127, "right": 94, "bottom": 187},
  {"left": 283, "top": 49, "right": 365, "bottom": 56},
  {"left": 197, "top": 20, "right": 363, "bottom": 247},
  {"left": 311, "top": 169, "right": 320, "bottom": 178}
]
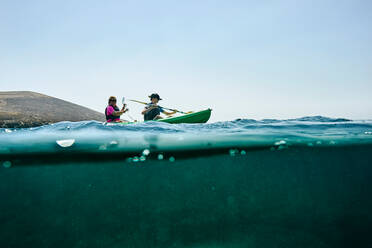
[
  {"left": 105, "top": 96, "right": 128, "bottom": 122},
  {"left": 142, "top": 93, "right": 176, "bottom": 120}
]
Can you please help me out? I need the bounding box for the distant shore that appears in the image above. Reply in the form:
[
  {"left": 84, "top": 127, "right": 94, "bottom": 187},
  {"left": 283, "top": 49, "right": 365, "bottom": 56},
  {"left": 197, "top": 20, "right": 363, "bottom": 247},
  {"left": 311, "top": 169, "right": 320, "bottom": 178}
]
[{"left": 0, "top": 91, "right": 105, "bottom": 128}]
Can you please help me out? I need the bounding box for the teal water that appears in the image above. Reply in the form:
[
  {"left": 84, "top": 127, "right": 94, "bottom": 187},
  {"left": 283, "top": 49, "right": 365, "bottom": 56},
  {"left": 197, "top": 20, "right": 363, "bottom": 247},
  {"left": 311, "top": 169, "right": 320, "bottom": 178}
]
[{"left": 1, "top": 117, "right": 372, "bottom": 247}]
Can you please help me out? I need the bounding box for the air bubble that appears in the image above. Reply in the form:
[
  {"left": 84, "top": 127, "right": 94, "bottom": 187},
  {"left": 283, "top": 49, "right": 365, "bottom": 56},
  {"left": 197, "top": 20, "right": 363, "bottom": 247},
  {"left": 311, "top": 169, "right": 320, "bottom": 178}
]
[
  {"left": 274, "top": 140, "right": 286, "bottom": 146},
  {"left": 240, "top": 150, "right": 246, "bottom": 155},
  {"left": 132, "top": 157, "right": 139, "bottom": 162},
  {"left": 109, "top": 140, "right": 118, "bottom": 146},
  {"left": 157, "top": 154, "right": 164, "bottom": 160},
  {"left": 142, "top": 149, "right": 150, "bottom": 156},
  {"left": 229, "top": 149, "right": 237, "bottom": 156},
  {"left": 5, "top": 129, "right": 12, "bottom": 133},
  {"left": 169, "top": 156, "right": 175, "bottom": 162},
  {"left": 139, "top": 156, "right": 146, "bottom": 162},
  {"left": 2, "top": 161, "right": 12, "bottom": 168},
  {"left": 56, "top": 139, "right": 75, "bottom": 147},
  {"left": 99, "top": 145, "right": 107, "bottom": 151}
]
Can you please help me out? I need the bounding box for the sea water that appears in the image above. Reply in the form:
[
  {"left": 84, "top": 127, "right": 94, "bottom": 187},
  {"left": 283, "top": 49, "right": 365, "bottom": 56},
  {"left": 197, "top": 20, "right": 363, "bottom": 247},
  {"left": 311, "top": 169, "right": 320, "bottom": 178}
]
[{"left": 1, "top": 116, "right": 372, "bottom": 248}]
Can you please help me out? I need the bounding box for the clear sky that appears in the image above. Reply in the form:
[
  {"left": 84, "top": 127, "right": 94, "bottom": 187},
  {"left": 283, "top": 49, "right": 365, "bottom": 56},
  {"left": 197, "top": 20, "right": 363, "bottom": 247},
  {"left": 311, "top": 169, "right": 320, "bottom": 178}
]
[{"left": 1, "top": 0, "right": 371, "bottom": 121}]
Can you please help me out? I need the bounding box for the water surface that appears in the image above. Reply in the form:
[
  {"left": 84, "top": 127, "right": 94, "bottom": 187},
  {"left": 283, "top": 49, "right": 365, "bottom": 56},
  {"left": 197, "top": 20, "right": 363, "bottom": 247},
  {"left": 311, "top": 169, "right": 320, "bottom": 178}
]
[{"left": 1, "top": 116, "right": 372, "bottom": 247}]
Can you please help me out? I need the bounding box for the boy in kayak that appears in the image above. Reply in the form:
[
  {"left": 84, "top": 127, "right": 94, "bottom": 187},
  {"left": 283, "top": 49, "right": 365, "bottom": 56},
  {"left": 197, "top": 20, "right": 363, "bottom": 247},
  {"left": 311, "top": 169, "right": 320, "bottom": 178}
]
[
  {"left": 142, "top": 93, "right": 176, "bottom": 120},
  {"left": 105, "top": 96, "right": 128, "bottom": 122}
]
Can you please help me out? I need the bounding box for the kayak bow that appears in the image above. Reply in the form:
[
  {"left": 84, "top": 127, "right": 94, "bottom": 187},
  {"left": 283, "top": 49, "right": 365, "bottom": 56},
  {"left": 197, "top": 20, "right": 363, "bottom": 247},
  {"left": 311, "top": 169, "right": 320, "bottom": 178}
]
[{"left": 157, "top": 109, "right": 212, "bottom": 124}]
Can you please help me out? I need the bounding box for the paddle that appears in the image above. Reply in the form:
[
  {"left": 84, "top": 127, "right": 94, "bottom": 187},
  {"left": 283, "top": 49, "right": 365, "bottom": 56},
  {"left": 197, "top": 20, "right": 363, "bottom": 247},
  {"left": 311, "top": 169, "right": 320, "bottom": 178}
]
[
  {"left": 122, "top": 97, "right": 136, "bottom": 121},
  {"left": 129, "top": 99, "right": 193, "bottom": 115}
]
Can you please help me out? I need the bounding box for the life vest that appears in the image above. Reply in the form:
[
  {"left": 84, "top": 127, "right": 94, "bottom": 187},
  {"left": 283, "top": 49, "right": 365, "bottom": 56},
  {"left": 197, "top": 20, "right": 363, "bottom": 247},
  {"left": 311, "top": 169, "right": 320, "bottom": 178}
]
[
  {"left": 105, "top": 105, "right": 120, "bottom": 121},
  {"left": 144, "top": 105, "right": 161, "bottom": 121}
]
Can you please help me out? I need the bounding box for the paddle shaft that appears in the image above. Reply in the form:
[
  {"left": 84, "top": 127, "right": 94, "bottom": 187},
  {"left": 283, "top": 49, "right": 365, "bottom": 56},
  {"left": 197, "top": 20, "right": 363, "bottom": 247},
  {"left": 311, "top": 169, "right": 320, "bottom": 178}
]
[
  {"left": 129, "top": 99, "right": 188, "bottom": 114},
  {"left": 121, "top": 97, "right": 136, "bottom": 121}
]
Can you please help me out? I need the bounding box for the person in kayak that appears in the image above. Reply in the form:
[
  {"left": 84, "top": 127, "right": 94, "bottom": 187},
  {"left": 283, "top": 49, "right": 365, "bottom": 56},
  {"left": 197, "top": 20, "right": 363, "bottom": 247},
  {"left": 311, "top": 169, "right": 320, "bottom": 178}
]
[
  {"left": 142, "top": 93, "right": 176, "bottom": 120},
  {"left": 105, "top": 96, "right": 128, "bottom": 122}
]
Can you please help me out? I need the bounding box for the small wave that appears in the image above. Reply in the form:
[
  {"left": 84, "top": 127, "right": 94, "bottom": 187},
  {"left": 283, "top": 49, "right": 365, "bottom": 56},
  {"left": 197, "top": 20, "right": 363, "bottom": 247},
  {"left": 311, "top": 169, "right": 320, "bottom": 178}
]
[{"left": 287, "top": 116, "right": 351, "bottom": 122}]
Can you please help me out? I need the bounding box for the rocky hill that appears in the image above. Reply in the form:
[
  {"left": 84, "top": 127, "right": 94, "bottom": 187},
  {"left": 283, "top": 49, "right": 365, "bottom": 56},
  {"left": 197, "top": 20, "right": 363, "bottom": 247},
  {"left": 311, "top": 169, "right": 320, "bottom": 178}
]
[{"left": 0, "top": 91, "right": 105, "bottom": 128}]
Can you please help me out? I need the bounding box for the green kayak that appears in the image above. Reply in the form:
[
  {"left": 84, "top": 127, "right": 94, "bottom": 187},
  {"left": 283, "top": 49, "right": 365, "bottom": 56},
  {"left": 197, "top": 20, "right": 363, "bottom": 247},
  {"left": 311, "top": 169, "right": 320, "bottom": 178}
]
[
  {"left": 157, "top": 109, "right": 212, "bottom": 124},
  {"left": 110, "top": 109, "right": 212, "bottom": 125}
]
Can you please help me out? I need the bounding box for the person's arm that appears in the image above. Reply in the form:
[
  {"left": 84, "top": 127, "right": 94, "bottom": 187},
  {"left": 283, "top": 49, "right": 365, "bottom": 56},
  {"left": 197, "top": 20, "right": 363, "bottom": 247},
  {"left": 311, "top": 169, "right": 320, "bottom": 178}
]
[
  {"left": 113, "top": 105, "right": 128, "bottom": 116},
  {"left": 141, "top": 105, "right": 157, "bottom": 115},
  {"left": 113, "top": 110, "right": 124, "bottom": 116},
  {"left": 162, "top": 110, "right": 177, "bottom": 116}
]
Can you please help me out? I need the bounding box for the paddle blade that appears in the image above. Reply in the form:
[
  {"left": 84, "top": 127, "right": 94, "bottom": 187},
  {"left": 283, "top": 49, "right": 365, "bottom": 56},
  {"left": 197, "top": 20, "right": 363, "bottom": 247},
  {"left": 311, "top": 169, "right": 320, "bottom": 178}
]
[{"left": 122, "top": 97, "right": 126, "bottom": 105}]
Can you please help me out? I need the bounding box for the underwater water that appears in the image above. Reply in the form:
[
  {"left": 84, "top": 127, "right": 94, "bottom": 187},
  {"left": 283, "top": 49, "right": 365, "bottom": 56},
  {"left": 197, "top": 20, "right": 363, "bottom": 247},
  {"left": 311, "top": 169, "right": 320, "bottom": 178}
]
[{"left": 1, "top": 116, "right": 372, "bottom": 248}]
